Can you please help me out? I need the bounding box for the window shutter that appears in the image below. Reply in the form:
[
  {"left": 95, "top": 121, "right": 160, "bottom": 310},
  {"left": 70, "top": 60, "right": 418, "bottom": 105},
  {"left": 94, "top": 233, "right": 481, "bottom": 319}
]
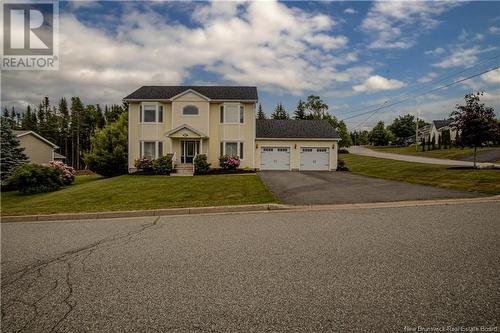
[
  {"left": 239, "top": 142, "right": 244, "bottom": 159},
  {"left": 159, "top": 105, "right": 163, "bottom": 123},
  {"left": 220, "top": 142, "right": 224, "bottom": 156},
  {"left": 240, "top": 105, "right": 244, "bottom": 123},
  {"left": 220, "top": 105, "right": 224, "bottom": 123},
  {"left": 158, "top": 141, "right": 163, "bottom": 157},
  {"left": 139, "top": 142, "right": 142, "bottom": 158},
  {"left": 140, "top": 105, "right": 143, "bottom": 122}
]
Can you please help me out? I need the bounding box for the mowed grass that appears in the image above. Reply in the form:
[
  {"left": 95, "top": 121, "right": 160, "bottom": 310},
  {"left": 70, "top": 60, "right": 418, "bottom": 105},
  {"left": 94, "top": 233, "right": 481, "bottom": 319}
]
[
  {"left": 1, "top": 174, "right": 277, "bottom": 216},
  {"left": 367, "top": 145, "right": 497, "bottom": 160},
  {"left": 342, "top": 154, "right": 500, "bottom": 195}
]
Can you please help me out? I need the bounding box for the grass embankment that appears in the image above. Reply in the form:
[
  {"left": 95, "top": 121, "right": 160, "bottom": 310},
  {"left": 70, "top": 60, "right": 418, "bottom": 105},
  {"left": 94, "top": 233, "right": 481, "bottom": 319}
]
[
  {"left": 1, "top": 174, "right": 277, "bottom": 216},
  {"left": 367, "top": 145, "right": 497, "bottom": 160},
  {"left": 342, "top": 154, "right": 500, "bottom": 195}
]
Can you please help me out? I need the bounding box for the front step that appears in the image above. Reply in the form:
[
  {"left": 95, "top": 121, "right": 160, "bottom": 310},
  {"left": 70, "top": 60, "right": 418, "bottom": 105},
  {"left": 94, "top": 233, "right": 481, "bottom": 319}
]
[{"left": 172, "top": 164, "right": 194, "bottom": 176}]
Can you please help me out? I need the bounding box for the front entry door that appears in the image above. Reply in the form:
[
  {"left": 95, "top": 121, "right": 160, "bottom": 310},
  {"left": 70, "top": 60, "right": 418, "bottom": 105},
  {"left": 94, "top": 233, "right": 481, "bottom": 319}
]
[{"left": 181, "top": 141, "right": 198, "bottom": 163}]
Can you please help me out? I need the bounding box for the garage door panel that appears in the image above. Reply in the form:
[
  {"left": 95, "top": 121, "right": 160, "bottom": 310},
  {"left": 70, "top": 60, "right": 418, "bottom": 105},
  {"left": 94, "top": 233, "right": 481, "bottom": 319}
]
[
  {"left": 261, "top": 147, "right": 290, "bottom": 170},
  {"left": 300, "top": 147, "right": 329, "bottom": 171}
]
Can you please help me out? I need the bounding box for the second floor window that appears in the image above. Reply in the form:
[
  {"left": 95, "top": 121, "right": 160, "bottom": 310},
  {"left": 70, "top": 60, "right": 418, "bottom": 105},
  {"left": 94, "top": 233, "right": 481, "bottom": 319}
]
[
  {"left": 141, "top": 104, "right": 163, "bottom": 123},
  {"left": 183, "top": 105, "right": 199, "bottom": 115},
  {"left": 221, "top": 104, "right": 244, "bottom": 124}
]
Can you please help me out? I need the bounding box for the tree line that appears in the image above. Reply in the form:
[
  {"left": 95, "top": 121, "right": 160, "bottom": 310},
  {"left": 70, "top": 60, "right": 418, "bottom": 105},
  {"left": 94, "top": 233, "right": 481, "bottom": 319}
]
[
  {"left": 256, "top": 95, "right": 353, "bottom": 147},
  {"left": 3, "top": 97, "right": 127, "bottom": 169}
]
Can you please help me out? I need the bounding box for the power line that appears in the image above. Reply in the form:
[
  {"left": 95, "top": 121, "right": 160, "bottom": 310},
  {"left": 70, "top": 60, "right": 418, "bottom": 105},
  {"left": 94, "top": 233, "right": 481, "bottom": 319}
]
[
  {"left": 336, "top": 53, "right": 500, "bottom": 117},
  {"left": 342, "top": 65, "right": 500, "bottom": 121}
]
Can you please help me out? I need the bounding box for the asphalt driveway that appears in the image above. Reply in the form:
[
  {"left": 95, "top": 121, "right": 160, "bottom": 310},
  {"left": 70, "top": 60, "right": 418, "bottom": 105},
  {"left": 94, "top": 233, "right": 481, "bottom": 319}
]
[{"left": 258, "top": 171, "right": 478, "bottom": 204}]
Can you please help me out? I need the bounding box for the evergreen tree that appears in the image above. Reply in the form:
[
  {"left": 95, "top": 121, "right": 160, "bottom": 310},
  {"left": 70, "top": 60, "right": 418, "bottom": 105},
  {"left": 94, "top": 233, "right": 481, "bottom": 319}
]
[
  {"left": 421, "top": 138, "right": 426, "bottom": 152},
  {"left": 58, "top": 98, "right": 70, "bottom": 159},
  {"left": 105, "top": 104, "right": 126, "bottom": 123},
  {"left": 431, "top": 135, "right": 436, "bottom": 150},
  {"left": 437, "top": 134, "right": 442, "bottom": 150},
  {"left": 293, "top": 99, "right": 307, "bottom": 120},
  {"left": 256, "top": 103, "right": 266, "bottom": 119},
  {"left": 271, "top": 103, "right": 289, "bottom": 120},
  {"left": 84, "top": 113, "right": 128, "bottom": 177},
  {"left": 0, "top": 117, "right": 29, "bottom": 183},
  {"left": 70, "top": 97, "right": 85, "bottom": 168},
  {"left": 20, "top": 105, "right": 37, "bottom": 130}
]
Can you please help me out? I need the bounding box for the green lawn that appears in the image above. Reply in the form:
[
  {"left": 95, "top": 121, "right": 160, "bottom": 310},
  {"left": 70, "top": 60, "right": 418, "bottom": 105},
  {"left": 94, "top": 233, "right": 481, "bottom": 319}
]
[
  {"left": 342, "top": 154, "right": 500, "bottom": 195},
  {"left": 367, "top": 145, "right": 497, "bottom": 160},
  {"left": 1, "top": 174, "right": 277, "bottom": 216}
]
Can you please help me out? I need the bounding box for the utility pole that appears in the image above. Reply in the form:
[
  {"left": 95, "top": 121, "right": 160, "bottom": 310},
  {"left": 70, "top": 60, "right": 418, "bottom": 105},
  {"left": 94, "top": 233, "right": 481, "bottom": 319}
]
[{"left": 415, "top": 117, "right": 419, "bottom": 152}]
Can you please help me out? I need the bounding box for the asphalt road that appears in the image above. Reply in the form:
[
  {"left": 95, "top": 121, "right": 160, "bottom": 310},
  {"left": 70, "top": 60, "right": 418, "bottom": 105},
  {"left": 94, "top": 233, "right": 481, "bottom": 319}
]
[
  {"left": 2, "top": 202, "right": 499, "bottom": 332},
  {"left": 258, "top": 171, "right": 477, "bottom": 205}
]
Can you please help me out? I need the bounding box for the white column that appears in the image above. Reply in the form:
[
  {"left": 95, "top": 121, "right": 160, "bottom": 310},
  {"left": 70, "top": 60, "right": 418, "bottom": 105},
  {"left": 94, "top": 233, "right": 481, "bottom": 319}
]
[{"left": 200, "top": 139, "right": 203, "bottom": 155}]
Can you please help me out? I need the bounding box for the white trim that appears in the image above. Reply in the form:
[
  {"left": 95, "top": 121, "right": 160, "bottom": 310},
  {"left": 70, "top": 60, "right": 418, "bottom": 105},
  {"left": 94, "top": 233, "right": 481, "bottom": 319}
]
[
  {"left": 165, "top": 124, "right": 208, "bottom": 138},
  {"left": 140, "top": 140, "right": 162, "bottom": 159},
  {"left": 15, "top": 131, "right": 59, "bottom": 148},
  {"left": 123, "top": 98, "right": 257, "bottom": 103},
  {"left": 169, "top": 89, "right": 211, "bottom": 101}
]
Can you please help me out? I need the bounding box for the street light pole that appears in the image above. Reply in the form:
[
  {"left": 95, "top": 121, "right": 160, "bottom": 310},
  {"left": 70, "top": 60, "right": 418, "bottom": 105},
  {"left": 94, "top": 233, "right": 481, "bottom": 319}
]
[{"left": 416, "top": 117, "right": 419, "bottom": 152}]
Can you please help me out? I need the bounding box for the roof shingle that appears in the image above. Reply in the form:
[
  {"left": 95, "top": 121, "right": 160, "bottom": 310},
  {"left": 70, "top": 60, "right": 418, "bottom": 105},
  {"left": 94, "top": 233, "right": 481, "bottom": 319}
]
[
  {"left": 433, "top": 119, "right": 452, "bottom": 129},
  {"left": 124, "top": 86, "right": 258, "bottom": 101},
  {"left": 256, "top": 119, "right": 340, "bottom": 139}
]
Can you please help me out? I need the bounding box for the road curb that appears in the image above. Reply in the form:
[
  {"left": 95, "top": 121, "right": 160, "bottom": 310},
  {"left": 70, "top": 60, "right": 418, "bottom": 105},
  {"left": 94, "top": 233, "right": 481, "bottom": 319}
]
[
  {"left": 0, "top": 204, "right": 288, "bottom": 223},
  {"left": 2, "top": 196, "right": 499, "bottom": 223}
]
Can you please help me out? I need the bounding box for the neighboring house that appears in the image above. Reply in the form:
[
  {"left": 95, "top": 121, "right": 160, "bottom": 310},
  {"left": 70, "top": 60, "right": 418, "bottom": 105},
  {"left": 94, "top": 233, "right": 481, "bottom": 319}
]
[
  {"left": 420, "top": 120, "right": 457, "bottom": 143},
  {"left": 124, "top": 86, "right": 340, "bottom": 173},
  {"left": 14, "top": 130, "right": 65, "bottom": 165}
]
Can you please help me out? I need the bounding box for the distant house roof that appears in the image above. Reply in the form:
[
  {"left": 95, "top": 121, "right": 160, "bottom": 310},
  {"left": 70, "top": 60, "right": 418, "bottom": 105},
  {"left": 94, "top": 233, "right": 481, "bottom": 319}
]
[
  {"left": 433, "top": 119, "right": 452, "bottom": 130},
  {"left": 256, "top": 119, "right": 340, "bottom": 139},
  {"left": 53, "top": 152, "right": 66, "bottom": 159},
  {"left": 123, "top": 86, "right": 258, "bottom": 101},
  {"left": 14, "top": 130, "right": 59, "bottom": 148}
]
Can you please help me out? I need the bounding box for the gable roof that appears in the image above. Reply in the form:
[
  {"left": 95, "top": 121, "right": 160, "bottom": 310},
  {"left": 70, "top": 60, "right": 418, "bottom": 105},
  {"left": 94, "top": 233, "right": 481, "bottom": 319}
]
[
  {"left": 256, "top": 119, "right": 340, "bottom": 140},
  {"left": 124, "top": 86, "right": 258, "bottom": 101},
  {"left": 165, "top": 124, "right": 208, "bottom": 138},
  {"left": 433, "top": 119, "right": 452, "bottom": 130},
  {"left": 14, "top": 130, "right": 59, "bottom": 148}
]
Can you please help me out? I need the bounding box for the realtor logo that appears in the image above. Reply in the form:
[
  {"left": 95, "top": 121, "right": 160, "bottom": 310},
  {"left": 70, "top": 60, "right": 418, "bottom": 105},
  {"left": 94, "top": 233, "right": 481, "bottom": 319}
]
[{"left": 2, "top": 0, "right": 59, "bottom": 70}]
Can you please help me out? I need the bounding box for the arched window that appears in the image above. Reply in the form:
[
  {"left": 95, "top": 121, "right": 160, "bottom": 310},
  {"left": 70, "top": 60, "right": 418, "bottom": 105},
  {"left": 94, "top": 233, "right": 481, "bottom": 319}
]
[{"left": 183, "top": 105, "right": 199, "bottom": 115}]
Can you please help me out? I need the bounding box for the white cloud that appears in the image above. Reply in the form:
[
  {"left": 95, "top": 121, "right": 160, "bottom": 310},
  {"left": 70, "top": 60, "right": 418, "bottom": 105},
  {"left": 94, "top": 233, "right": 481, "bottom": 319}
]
[
  {"left": 489, "top": 26, "right": 500, "bottom": 34},
  {"left": 353, "top": 75, "right": 406, "bottom": 92},
  {"left": 418, "top": 72, "right": 438, "bottom": 83},
  {"left": 425, "top": 47, "right": 446, "bottom": 56},
  {"left": 432, "top": 47, "right": 484, "bottom": 68},
  {"left": 2, "top": 1, "right": 356, "bottom": 107},
  {"left": 344, "top": 8, "right": 357, "bottom": 15},
  {"left": 481, "top": 68, "right": 500, "bottom": 84},
  {"left": 361, "top": 1, "right": 459, "bottom": 49}
]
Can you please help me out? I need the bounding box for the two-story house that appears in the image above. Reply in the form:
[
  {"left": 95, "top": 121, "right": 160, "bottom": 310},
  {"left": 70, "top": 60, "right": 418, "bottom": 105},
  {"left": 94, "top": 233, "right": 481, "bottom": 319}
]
[{"left": 124, "top": 86, "right": 340, "bottom": 174}]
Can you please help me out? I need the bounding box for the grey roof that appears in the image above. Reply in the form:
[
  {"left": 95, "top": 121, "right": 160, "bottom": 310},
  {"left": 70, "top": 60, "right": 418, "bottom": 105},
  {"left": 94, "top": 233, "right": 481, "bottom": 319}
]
[
  {"left": 256, "top": 119, "right": 340, "bottom": 139},
  {"left": 124, "top": 86, "right": 258, "bottom": 101},
  {"left": 433, "top": 119, "right": 452, "bottom": 129}
]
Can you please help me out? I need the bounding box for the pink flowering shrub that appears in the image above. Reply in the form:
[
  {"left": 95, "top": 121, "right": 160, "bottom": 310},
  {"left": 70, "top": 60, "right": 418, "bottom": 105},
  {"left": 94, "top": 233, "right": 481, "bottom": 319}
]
[
  {"left": 134, "top": 157, "right": 154, "bottom": 173},
  {"left": 219, "top": 155, "right": 240, "bottom": 171},
  {"left": 49, "top": 161, "right": 75, "bottom": 185}
]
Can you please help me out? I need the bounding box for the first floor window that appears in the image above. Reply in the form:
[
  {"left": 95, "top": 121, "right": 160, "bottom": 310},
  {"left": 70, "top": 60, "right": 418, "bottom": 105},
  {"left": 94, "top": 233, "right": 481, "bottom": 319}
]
[
  {"left": 222, "top": 141, "right": 244, "bottom": 159},
  {"left": 140, "top": 141, "right": 163, "bottom": 159}
]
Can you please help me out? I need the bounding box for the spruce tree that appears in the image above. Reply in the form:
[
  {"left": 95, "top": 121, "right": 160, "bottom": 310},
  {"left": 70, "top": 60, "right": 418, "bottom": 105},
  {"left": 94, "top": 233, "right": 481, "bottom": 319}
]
[
  {"left": 1, "top": 117, "right": 29, "bottom": 183},
  {"left": 271, "top": 103, "right": 289, "bottom": 120},
  {"left": 294, "top": 99, "right": 307, "bottom": 119},
  {"left": 96, "top": 104, "right": 106, "bottom": 128},
  {"left": 58, "top": 98, "right": 70, "bottom": 159},
  {"left": 256, "top": 103, "right": 266, "bottom": 119}
]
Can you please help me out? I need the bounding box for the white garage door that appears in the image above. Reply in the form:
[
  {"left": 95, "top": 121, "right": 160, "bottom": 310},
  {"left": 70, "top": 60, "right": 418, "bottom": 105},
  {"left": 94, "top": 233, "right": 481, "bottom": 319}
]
[
  {"left": 300, "top": 147, "right": 329, "bottom": 171},
  {"left": 260, "top": 147, "right": 290, "bottom": 170}
]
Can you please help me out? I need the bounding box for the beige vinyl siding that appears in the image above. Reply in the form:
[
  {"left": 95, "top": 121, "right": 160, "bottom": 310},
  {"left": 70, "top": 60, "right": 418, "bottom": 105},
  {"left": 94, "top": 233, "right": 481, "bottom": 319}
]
[
  {"left": 255, "top": 139, "right": 338, "bottom": 171},
  {"left": 17, "top": 134, "right": 55, "bottom": 165}
]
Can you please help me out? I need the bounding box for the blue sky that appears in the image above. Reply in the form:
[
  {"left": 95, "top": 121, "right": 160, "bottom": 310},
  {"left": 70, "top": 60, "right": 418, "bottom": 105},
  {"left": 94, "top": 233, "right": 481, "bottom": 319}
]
[{"left": 2, "top": 0, "right": 499, "bottom": 130}]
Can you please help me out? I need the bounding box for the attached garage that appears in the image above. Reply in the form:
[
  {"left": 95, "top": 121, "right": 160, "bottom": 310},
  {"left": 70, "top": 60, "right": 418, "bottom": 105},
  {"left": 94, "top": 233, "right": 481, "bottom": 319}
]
[
  {"left": 255, "top": 119, "right": 341, "bottom": 171},
  {"left": 300, "top": 147, "right": 330, "bottom": 171},
  {"left": 260, "top": 147, "right": 290, "bottom": 170}
]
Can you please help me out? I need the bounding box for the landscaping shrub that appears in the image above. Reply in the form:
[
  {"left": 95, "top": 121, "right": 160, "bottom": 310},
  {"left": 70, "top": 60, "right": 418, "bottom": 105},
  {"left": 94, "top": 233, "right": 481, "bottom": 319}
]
[
  {"left": 7, "top": 164, "right": 63, "bottom": 194},
  {"left": 339, "top": 148, "right": 350, "bottom": 154},
  {"left": 49, "top": 161, "right": 76, "bottom": 185},
  {"left": 337, "top": 159, "right": 349, "bottom": 171},
  {"left": 194, "top": 154, "right": 210, "bottom": 175},
  {"left": 153, "top": 155, "right": 173, "bottom": 175},
  {"left": 134, "top": 157, "right": 154, "bottom": 173},
  {"left": 219, "top": 155, "right": 240, "bottom": 171}
]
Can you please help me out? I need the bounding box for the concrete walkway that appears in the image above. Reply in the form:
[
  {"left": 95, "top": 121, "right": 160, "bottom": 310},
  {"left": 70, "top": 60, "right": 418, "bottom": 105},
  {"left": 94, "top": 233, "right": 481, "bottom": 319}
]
[{"left": 348, "top": 146, "right": 496, "bottom": 167}]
